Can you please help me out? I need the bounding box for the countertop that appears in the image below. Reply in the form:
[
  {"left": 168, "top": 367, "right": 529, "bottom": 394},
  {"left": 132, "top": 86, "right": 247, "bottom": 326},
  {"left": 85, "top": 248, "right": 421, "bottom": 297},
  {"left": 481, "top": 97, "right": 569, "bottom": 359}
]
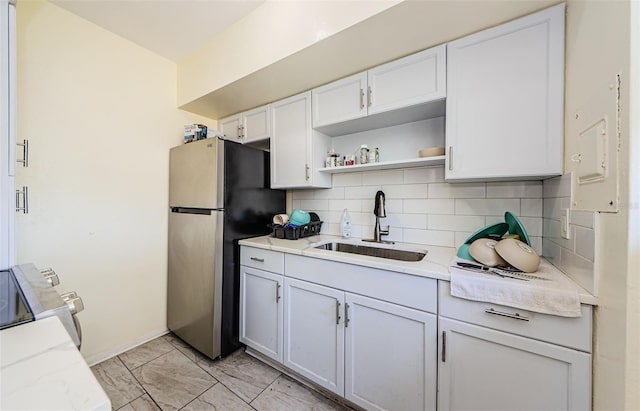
[
  {"left": 239, "top": 234, "right": 597, "bottom": 305},
  {"left": 0, "top": 316, "right": 111, "bottom": 411}
]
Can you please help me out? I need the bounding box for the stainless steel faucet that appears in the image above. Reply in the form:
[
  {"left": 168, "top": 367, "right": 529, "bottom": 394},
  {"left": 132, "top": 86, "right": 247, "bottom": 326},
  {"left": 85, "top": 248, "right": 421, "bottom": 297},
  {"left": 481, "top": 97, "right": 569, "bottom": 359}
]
[{"left": 364, "top": 190, "right": 394, "bottom": 244}]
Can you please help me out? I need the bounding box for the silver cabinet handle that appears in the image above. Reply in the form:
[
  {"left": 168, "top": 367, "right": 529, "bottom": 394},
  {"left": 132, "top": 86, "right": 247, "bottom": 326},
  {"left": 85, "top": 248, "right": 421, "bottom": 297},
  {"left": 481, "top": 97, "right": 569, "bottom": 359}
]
[
  {"left": 336, "top": 300, "right": 341, "bottom": 325},
  {"left": 276, "top": 283, "right": 281, "bottom": 302},
  {"left": 250, "top": 257, "right": 264, "bottom": 262},
  {"left": 448, "top": 146, "right": 454, "bottom": 171},
  {"left": 360, "top": 88, "right": 364, "bottom": 110},
  {"left": 305, "top": 164, "right": 310, "bottom": 181},
  {"left": 16, "top": 139, "right": 28, "bottom": 167},
  {"left": 484, "top": 308, "right": 529, "bottom": 322},
  {"left": 15, "top": 186, "right": 28, "bottom": 214},
  {"left": 344, "top": 302, "right": 350, "bottom": 328},
  {"left": 367, "top": 86, "right": 372, "bottom": 107}
]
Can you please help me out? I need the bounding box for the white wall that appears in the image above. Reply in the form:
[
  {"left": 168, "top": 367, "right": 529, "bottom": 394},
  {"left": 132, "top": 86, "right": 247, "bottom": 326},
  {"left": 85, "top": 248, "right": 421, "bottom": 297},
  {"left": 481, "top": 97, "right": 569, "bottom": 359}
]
[
  {"left": 16, "top": 0, "right": 213, "bottom": 363},
  {"left": 564, "top": 0, "right": 636, "bottom": 409}
]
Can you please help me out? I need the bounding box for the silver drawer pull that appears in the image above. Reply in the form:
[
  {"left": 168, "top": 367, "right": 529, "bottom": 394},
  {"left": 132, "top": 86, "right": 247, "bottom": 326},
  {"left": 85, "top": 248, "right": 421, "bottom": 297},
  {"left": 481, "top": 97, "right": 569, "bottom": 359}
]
[
  {"left": 250, "top": 257, "right": 264, "bottom": 263},
  {"left": 484, "top": 308, "right": 529, "bottom": 322}
]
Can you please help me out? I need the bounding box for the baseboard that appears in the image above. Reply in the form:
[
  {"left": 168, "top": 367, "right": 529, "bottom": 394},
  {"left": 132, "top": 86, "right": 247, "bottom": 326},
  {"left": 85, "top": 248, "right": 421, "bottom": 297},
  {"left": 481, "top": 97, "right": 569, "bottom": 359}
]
[{"left": 85, "top": 327, "right": 170, "bottom": 367}]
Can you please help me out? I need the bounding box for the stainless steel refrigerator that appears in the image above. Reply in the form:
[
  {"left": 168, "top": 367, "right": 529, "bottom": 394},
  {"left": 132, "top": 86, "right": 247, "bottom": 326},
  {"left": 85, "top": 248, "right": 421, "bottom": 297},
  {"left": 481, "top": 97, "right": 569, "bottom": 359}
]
[{"left": 167, "top": 137, "right": 285, "bottom": 359}]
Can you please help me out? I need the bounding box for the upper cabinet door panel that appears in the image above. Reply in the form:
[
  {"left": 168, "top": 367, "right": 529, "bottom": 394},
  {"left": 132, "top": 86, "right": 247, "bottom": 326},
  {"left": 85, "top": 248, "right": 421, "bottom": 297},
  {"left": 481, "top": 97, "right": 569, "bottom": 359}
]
[
  {"left": 270, "top": 92, "right": 311, "bottom": 189},
  {"left": 368, "top": 44, "right": 446, "bottom": 116},
  {"left": 445, "top": 4, "right": 564, "bottom": 181},
  {"left": 218, "top": 115, "right": 242, "bottom": 143},
  {"left": 312, "top": 72, "right": 367, "bottom": 129},
  {"left": 243, "top": 105, "right": 271, "bottom": 143}
]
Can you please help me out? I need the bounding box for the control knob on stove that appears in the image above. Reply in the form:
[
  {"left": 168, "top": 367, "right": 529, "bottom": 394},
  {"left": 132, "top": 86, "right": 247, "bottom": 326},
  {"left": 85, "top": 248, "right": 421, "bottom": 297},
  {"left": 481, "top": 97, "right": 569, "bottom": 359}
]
[
  {"left": 39, "top": 267, "right": 60, "bottom": 287},
  {"left": 60, "top": 291, "right": 84, "bottom": 315}
]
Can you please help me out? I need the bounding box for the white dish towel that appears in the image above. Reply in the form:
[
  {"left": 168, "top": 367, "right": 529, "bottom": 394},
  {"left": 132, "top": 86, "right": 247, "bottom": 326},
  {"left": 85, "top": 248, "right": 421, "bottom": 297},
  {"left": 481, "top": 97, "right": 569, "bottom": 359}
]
[{"left": 449, "top": 258, "right": 582, "bottom": 317}]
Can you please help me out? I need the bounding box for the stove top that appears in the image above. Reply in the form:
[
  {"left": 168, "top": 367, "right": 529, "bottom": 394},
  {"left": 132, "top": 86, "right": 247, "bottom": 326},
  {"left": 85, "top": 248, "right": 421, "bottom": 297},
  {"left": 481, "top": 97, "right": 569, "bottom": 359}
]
[{"left": 0, "top": 269, "right": 35, "bottom": 330}]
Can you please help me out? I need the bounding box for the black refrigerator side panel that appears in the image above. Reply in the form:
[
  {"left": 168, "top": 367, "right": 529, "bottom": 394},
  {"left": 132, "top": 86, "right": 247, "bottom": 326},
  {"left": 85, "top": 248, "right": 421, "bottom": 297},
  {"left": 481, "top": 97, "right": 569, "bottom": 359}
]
[{"left": 220, "top": 141, "right": 286, "bottom": 357}]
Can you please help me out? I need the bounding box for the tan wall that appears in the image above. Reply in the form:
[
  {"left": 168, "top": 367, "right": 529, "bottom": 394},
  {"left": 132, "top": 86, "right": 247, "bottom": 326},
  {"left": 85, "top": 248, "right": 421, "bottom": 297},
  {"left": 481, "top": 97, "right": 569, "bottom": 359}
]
[
  {"left": 16, "top": 0, "right": 213, "bottom": 363},
  {"left": 564, "top": 0, "right": 637, "bottom": 409},
  {"left": 177, "top": 1, "right": 400, "bottom": 107}
]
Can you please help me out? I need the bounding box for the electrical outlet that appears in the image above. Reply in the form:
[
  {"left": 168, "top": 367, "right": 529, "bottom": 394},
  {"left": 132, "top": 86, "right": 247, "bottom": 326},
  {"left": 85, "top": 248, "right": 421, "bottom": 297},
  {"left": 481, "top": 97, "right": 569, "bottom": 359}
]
[{"left": 560, "top": 208, "right": 571, "bottom": 239}]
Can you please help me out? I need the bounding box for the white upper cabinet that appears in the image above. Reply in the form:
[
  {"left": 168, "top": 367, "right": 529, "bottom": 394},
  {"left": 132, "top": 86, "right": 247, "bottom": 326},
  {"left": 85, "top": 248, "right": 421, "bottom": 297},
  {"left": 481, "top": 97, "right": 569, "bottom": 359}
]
[
  {"left": 219, "top": 104, "right": 271, "bottom": 144},
  {"left": 445, "top": 4, "right": 565, "bottom": 181},
  {"left": 270, "top": 92, "right": 331, "bottom": 189},
  {"left": 312, "top": 72, "right": 367, "bottom": 129},
  {"left": 312, "top": 45, "right": 446, "bottom": 136}
]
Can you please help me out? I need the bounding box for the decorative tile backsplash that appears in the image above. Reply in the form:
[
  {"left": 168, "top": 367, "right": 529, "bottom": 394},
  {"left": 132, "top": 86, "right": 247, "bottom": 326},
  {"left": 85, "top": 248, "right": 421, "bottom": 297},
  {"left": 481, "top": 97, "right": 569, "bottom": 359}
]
[
  {"left": 291, "top": 168, "right": 597, "bottom": 295},
  {"left": 291, "top": 166, "right": 544, "bottom": 254},
  {"left": 542, "top": 173, "right": 597, "bottom": 295}
]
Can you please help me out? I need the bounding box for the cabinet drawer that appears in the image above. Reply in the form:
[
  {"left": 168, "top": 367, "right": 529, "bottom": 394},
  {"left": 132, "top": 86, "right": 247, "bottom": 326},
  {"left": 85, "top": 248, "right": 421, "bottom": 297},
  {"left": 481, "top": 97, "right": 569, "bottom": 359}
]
[
  {"left": 241, "top": 247, "right": 284, "bottom": 274},
  {"left": 438, "top": 281, "right": 592, "bottom": 352}
]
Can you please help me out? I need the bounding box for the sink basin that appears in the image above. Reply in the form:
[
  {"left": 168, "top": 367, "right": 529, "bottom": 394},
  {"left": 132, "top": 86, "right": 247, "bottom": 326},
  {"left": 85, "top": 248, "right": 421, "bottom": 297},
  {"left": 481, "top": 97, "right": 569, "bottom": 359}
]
[{"left": 314, "top": 242, "right": 427, "bottom": 262}]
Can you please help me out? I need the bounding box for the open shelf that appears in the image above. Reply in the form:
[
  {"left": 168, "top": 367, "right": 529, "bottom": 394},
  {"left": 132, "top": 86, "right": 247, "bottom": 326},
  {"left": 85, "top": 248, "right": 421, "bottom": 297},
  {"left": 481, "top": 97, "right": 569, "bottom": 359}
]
[{"left": 317, "top": 156, "right": 445, "bottom": 174}]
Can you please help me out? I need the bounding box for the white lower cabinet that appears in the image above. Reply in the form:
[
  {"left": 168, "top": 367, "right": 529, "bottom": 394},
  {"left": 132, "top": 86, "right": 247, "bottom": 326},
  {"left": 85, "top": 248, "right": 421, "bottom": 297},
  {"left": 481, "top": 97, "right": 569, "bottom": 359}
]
[
  {"left": 283, "top": 276, "right": 437, "bottom": 410},
  {"left": 438, "top": 317, "right": 591, "bottom": 411},
  {"left": 438, "top": 282, "right": 592, "bottom": 411},
  {"left": 239, "top": 247, "right": 592, "bottom": 411},
  {"left": 283, "top": 278, "right": 345, "bottom": 395},
  {"left": 239, "top": 266, "right": 283, "bottom": 362},
  {"left": 344, "top": 293, "right": 437, "bottom": 411}
]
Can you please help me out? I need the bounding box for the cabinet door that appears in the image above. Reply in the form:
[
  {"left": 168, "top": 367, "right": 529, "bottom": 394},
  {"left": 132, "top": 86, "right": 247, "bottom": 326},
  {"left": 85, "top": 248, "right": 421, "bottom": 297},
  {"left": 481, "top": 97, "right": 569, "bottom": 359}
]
[
  {"left": 242, "top": 105, "right": 270, "bottom": 144},
  {"left": 270, "top": 92, "right": 311, "bottom": 188},
  {"left": 438, "top": 317, "right": 591, "bottom": 411},
  {"left": 283, "top": 277, "right": 345, "bottom": 396},
  {"left": 367, "top": 44, "right": 446, "bottom": 116},
  {"left": 445, "top": 4, "right": 564, "bottom": 181},
  {"left": 312, "top": 72, "right": 367, "bottom": 128},
  {"left": 239, "top": 266, "right": 283, "bottom": 362},
  {"left": 218, "top": 115, "right": 242, "bottom": 143},
  {"left": 345, "top": 293, "right": 437, "bottom": 411}
]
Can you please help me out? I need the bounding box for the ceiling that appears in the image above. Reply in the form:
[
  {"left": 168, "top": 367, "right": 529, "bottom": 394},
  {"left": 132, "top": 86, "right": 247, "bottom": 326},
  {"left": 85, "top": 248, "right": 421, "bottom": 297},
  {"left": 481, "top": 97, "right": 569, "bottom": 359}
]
[{"left": 49, "top": 0, "right": 264, "bottom": 62}]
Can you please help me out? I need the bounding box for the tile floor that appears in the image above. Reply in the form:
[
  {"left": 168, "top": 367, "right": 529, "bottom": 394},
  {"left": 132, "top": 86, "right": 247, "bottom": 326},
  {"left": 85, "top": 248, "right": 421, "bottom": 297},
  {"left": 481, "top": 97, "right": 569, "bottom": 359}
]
[{"left": 91, "top": 333, "right": 350, "bottom": 411}]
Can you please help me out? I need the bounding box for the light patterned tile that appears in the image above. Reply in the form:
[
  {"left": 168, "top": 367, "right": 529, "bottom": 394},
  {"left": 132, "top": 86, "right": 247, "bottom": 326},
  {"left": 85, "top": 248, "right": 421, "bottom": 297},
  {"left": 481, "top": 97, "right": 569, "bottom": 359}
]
[
  {"left": 403, "top": 166, "right": 445, "bottom": 184},
  {"left": 428, "top": 215, "right": 485, "bottom": 232},
  {"left": 162, "top": 333, "right": 205, "bottom": 363},
  {"left": 361, "top": 170, "right": 403, "bottom": 186},
  {"left": 522, "top": 199, "right": 543, "bottom": 217},
  {"left": 403, "top": 229, "right": 455, "bottom": 247},
  {"left": 197, "top": 350, "right": 281, "bottom": 403},
  {"left": 344, "top": 185, "right": 381, "bottom": 200},
  {"left": 251, "top": 374, "right": 347, "bottom": 411},
  {"left": 91, "top": 357, "right": 145, "bottom": 410},
  {"left": 428, "top": 183, "right": 485, "bottom": 199},
  {"left": 455, "top": 199, "right": 520, "bottom": 216},
  {"left": 314, "top": 187, "right": 345, "bottom": 200},
  {"left": 486, "top": 181, "right": 542, "bottom": 198},
  {"left": 132, "top": 350, "right": 216, "bottom": 410},
  {"left": 575, "top": 225, "right": 595, "bottom": 261},
  {"left": 403, "top": 199, "right": 454, "bottom": 215},
  {"left": 300, "top": 199, "right": 329, "bottom": 212},
  {"left": 328, "top": 199, "right": 362, "bottom": 212},
  {"left": 118, "top": 394, "right": 160, "bottom": 411},
  {"left": 182, "top": 383, "right": 253, "bottom": 411},
  {"left": 118, "top": 337, "right": 175, "bottom": 370},
  {"left": 332, "top": 173, "right": 362, "bottom": 187}
]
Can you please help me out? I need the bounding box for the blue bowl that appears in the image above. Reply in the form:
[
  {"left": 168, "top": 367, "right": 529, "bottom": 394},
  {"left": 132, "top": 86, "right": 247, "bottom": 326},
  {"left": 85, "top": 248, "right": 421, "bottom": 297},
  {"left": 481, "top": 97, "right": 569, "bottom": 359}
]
[{"left": 289, "top": 209, "right": 311, "bottom": 226}]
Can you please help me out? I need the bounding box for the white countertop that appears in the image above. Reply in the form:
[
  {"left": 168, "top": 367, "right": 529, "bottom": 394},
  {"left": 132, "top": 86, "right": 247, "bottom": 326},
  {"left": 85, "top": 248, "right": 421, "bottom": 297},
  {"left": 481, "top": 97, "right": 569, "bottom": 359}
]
[
  {"left": 239, "top": 234, "right": 597, "bottom": 305},
  {"left": 1, "top": 316, "right": 111, "bottom": 411}
]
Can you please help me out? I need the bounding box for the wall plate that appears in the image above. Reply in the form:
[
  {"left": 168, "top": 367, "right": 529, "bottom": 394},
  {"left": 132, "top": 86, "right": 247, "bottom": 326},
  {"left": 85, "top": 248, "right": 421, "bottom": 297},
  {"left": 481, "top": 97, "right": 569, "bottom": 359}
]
[{"left": 569, "top": 76, "right": 620, "bottom": 212}]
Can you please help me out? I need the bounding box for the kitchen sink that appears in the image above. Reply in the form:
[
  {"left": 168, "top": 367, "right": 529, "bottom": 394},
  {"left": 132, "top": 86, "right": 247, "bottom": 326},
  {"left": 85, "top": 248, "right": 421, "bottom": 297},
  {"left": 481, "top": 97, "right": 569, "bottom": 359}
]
[{"left": 313, "top": 242, "right": 427, "bottom": 262}]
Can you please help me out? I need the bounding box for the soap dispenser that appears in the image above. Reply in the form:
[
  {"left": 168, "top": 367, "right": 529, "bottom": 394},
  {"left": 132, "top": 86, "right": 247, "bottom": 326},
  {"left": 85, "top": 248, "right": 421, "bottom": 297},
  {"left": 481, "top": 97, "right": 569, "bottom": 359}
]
[{"left": 340, "top": 208, "right": 352, "bottom": 238}]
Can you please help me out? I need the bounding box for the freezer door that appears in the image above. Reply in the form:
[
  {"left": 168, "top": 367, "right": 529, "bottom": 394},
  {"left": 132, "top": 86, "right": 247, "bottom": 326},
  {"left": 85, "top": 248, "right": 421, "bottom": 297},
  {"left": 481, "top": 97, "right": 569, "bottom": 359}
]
[
  {"left": 169, "top": 139, "right": 222, "bottom": 209},
  {"left": 167, "top": 209, "right": 223, "bottom": 359}
]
